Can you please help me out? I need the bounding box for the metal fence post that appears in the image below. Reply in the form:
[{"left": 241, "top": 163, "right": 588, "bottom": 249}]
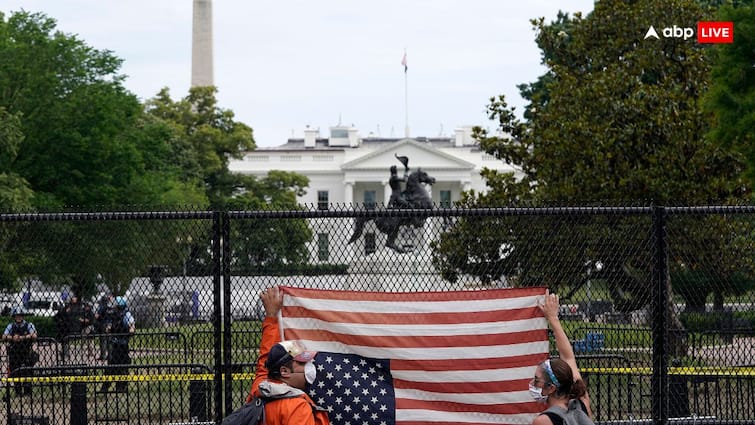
[
  {"left": 189, "top": 367, "right": 209, "bottom": 422},
  {"left": 70, "top": 368, "right": 87, "bottom": 425},
  {"left": 651, "top": 206, "right": 669, "bottom": 425}
]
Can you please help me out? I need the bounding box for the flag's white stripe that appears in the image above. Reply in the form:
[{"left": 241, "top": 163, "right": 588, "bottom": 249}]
[
  {"left": 395, "top": 388, "right": 535, "bottom": 405},
  {"left": 396, "top": 409, "right": 537, "bottom": 424},
  {"left": 284, "top": 317, "right": 546, "bottom": 337},
  {"left": 285, "top": 295, "right": 541, "bottom": 314},
  {"left": 392, "top": 365, "right": 536, "bottom": 383},
  {"left": 300, "top": 339, "right": 548, "bottom": 361}
]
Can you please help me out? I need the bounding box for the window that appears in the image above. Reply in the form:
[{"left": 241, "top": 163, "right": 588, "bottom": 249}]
[
  {"left": 365, "top": 232, "right": 376, "bottom": 255},
  {"left": 331, "top": 129, "right": 348, "bottom": 138},
  {"left": 363, "top": 190, "right": 377, "bottom": 210},
  {"left": 440, "top": 190, "right": 452, "bottom": 208},
  {"left": 317, "top": 191, "right": 329, "bottom": 210},
  {"left": 317, "top": 233, "right": 329, "bottom": 261}
]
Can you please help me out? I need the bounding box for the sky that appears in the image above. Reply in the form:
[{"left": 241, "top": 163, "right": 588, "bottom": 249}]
[{"left": 3, "top": 0, "right": 596, "bottom": 147}]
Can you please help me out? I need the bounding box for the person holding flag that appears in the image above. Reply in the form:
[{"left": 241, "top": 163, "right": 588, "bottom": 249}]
[
  {"left": 245, "top": 286, "right": 330, "bottom": 425},
  {"left": 530, "top": 291, "right": 593, "bottom": 425}
]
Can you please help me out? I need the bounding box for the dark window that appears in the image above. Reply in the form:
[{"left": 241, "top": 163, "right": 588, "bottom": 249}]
[
  {"left": 317, "top": 233, "right": 329, "bottom": 261},
  {"left": 364, "top": 190, "right": 377, "bottom": 210},
  {"left": 317, "top": 191, "right": 329, "bottom": 210},
  {"left": 440, "top": 190, "right": 452, "bottom": 208}
]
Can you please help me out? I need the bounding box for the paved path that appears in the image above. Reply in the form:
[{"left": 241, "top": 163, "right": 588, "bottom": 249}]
[{"left": 691, "top": 336, "right": 755, "bottom": 367}]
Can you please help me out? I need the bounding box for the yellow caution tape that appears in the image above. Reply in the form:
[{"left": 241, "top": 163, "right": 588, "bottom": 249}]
[
  {"left": 3, "top": 366, "right": 753, "bottom": 384},
  {"left": 582, "top": 367, "right": 755, "bottom": 376},
  {"left": 2, "top": 372, "right": 256, "bottom": 384}
]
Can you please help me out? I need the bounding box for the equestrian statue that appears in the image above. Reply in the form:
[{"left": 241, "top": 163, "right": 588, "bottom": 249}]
[{"left": 348, "top": 155, "right": 436, "bottom": 253}]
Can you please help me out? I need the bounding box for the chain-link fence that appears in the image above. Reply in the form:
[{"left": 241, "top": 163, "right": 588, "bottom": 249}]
[{"left": 1, "top": 205, "right": 753, "bottom": 425}]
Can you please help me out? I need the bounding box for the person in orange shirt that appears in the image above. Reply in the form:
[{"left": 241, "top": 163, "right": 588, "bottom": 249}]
[{"left": 246, "top": 286, "right": 330, "bottom": 425}]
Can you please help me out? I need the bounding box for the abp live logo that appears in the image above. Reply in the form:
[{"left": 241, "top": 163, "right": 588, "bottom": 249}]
[
  {"left": 697, "top": 21, "right": 733, "bottom": 43},
  {"left": 644, "top": 22, "right": 733, "bottom": 43}
]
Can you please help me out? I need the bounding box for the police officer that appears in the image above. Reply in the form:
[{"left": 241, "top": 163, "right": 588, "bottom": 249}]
[
  {"left": 100, "top": 296, "right": 134, "bottom": 393},
  {"left": 2, "top": 306, "right": 38, "bottom": 395}
]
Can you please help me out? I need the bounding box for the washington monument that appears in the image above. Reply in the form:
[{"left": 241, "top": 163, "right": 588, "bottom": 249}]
[{"left": 191, "top": 0, "right": 214, "bottom": 87}]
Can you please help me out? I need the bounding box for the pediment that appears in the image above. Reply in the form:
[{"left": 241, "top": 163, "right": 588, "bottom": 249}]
[{"left": 341, "top": 139, "right": 475, "bottom": 171}]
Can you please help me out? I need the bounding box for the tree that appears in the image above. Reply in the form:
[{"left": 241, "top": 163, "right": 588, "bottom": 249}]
[
  {"left": 227, "top": 170, "right": 313, "bottom": 274},
  {"left": 0, "top": 108, "right": 33, "bottom": 211},
  {"left": 704, "top": 0, "right": 755, "bottom": 190},
  {"left": 144, "top": 88, "right": 316, "bottom": 272},
  {"left": 144, "top": 86, "right": 256, "bottom": 209},
  {"left": 433, "top": 0, "right": 752, "bottom": 313},
  {"left": 0, "top": 11, "right": 206, "bottom": 296},
  {"left": 0, "top": 108, "right": 35, "bottom": 291}
]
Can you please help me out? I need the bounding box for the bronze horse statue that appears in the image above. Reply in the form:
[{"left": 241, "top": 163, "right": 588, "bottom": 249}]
[{"left": 348, "top": 168, "right": 436, "bottom": 253}]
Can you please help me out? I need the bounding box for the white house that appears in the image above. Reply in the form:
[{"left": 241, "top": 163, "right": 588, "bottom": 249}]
[
  {"left": 229, "top": 124, "right": 518, "bottom": 285},
  {"left": 230, "top": 124, "right": 517, "bottom": 208}
]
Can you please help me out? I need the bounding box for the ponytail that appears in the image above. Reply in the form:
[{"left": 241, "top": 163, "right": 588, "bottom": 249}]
[{"left": 548, "top": 358, "right": 587, "bottom": 400}]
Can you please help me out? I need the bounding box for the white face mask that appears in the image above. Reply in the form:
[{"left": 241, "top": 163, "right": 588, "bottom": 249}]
[
  {"left": 304, "top": 361, "right": 317, "bottom": 384},
  {"left": 529, "top": 384, "right": 548, "bottom": 402}
]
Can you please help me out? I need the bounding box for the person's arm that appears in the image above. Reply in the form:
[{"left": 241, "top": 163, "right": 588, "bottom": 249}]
[
  {"left": 541, "top": 291, "right": 592, "bottom": 415},
  {"left": 247, "top": 286, "right": 284, "bottom": 403},
  {"left": 540, "top": 291, "right": 580, "bottom": 381}
]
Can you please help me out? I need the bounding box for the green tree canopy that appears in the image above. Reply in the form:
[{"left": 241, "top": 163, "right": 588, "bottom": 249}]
[
  {"left": 433, "top": 0, "right": 752, "bottom": 313},
  {"left": 0, "top": 11, "right": 207, "bottom": 295},
  {"left": 704, "top": 0, "right": 755, "bottom": 190},
  {"left": 144, "top": 88, "right": 315, "bottom": 273},
  {"left": 144, "top": 86, "right": 256, "bottom": 209}
]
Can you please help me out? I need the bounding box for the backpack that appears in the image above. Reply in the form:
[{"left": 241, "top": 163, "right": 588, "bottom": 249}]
[
  {"left": 221, "top": 396, "right": 266, "bottom": 425},
  {"left": 222, "top": 383, "right": 310, "bottom": 425},
  {"left": 543, "top": 399, "right": 595, "bottom": 425}
]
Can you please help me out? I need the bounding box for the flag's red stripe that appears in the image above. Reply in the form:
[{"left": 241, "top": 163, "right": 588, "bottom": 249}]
[
  {"left": 392, "top": 354, "right": 547, "bottom": 371},
  {"left": 286, "top": 327, "right": 545, "bottom": 348},
  {"left": 282, "top": 286, "right": 546, "bottom": 302},
  {"left": 396, "top": 397, "right": 543, "bottom": 415},
  {"left": 393, "top": 377, "right": 532, "bottom": 393},
  {"left": 283, "top": 305, "right": 542, "bottom": 325}
]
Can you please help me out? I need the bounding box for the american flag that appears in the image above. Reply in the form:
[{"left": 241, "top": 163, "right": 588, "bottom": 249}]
[{"left": 278, "top": 286, "right": 549, "bottom": 425}]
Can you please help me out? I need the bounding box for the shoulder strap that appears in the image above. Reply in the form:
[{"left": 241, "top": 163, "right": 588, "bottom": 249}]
[
  {"left": 544, "top": 405, "right": 570, "bottom": 424},
  {"left": 221, "top": 397, "right": 265, "bottom": 425},
  {"left": 554, "top": 399, "right": 595, "bottom": 425},
  {"left": 542, "top": 412, "right": 565, "bottom": 425}
]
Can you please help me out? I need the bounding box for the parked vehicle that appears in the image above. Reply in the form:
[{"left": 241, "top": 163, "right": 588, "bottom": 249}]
[
  {"left": 0, "top": 292, "right": 17, "bottom": 316},
  {"left": 24, "top": 291, "right": 64, "bottom": 317}
]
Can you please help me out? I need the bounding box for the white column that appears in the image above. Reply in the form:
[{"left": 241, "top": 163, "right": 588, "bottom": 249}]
[{"left": 344, "top": 181, "right": 354, "bottom": 206}]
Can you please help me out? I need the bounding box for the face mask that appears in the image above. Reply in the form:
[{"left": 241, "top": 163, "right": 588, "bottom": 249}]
[
  {"left": 529, "top": 384, "right": 548, "bottom": 402},
  {"left": 304, "top": 361, "right": 317, "bottom": 384}
]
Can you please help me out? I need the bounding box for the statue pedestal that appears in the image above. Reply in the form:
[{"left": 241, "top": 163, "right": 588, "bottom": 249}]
[
  {"left": 144, "top": 292, "right": 167, "bottom": 329},
  {"left": 348, "top": 244, "right": 444, "bottom": 292}
]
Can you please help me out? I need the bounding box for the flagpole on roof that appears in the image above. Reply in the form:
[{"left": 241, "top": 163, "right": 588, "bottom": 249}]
[{"left": 402, "top": 48, "right": 409, "bottom": 138}]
